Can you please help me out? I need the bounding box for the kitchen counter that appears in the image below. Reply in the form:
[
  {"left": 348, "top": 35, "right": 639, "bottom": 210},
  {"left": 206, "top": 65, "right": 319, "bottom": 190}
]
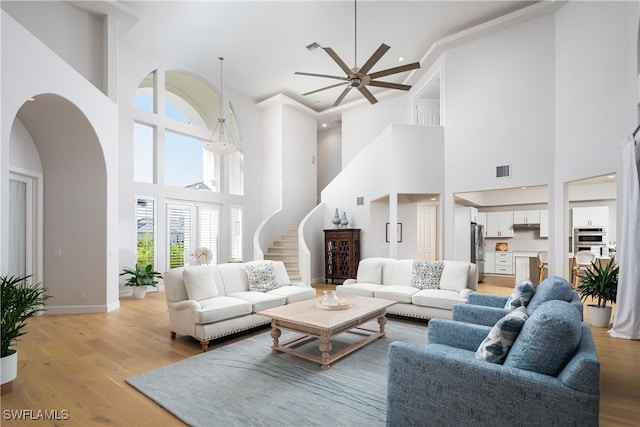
[{"left": 514, "top": 252, "right": 542, "bottom": 285}]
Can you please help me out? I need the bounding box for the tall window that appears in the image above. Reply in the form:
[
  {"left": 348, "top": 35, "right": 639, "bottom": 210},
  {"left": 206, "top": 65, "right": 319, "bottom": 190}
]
[
  {"left": 134, "top": 69, "right": 244, "bottom": 269},
  {"left": 167, "top": 202, "right": 220, "bottom": 268},
  {"left": 136, "top": 197, "right": 156, "bottom": 268}
]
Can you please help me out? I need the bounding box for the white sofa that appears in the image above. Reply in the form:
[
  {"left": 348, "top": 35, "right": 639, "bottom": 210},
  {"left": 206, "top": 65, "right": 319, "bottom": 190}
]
[
  {"left": 163, "top": 260, "right": 316, "bottom": 350},
  {"left": 336, "top": 258, "right": 478, "bottom": 320}
]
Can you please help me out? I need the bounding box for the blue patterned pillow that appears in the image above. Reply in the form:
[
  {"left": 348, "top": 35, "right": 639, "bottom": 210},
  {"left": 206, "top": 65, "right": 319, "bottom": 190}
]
[
  {"left": 504, "top": 279, "right": 535, "bottom": 310},
  {"left": 410, "top": 260, "right": 444, "bottom": 289},
  {"left": 475, "top": 306, "right": 528, "bottom": 364},
  {"left": 246, "top": 263, "right": 278, "bottom": 292}
]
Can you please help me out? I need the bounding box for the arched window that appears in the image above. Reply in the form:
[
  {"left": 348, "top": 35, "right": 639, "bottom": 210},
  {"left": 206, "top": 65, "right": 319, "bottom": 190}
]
[
  {"left": 132, "top": 69, "right": 243, "bottom": 192},
  {"left": 132, "top": 69, "right": 244, "bottom": 268}
]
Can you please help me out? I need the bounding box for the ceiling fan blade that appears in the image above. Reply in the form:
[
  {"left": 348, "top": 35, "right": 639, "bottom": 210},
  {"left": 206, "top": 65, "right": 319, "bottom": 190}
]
[
  {"left": 368, "top": 62, "right": 420, "bottom": 80},
  {"left": 323, "top": 47, "right": 354, "bottom": 76},
  {"left": 333, "top": 86, "right": 353, "bottom": 107},
  {"left": 302, "top": 82, "right": 348, "bottom": 96},
  {"left": 295, "top": 72, "right": 349, "bottom": 81},
  {"left": 357, "top": 85, "right": 378, "bottom": 105},
  {"left": 358, "top": 43, "right": 390, "bottom": 75},
  {"left": 368, "top": 81, "right": 412, "bottom": 91}
]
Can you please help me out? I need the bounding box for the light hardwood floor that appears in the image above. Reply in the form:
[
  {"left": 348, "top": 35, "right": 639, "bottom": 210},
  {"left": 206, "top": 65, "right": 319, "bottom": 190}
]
[{"left": 1, "top": 276, "right": 638, "bottom": 426}]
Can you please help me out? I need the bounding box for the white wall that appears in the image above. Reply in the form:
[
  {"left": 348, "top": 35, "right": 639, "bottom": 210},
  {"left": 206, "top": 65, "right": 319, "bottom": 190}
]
[
  {"left": 321, "top": 124, "right": 444, "bottom": 259},
  {"left": 2, "top": 12, "right": 119, "bottom": 312},
  {"left": 317, "top": 127, "right": 342, "bottom": 200},
  {"left": 341, "top": 94, "right": 412, "bottom": 167},
  {"left": 2, "top": 1, "right": 105, "bottom": 93},
  {"left": 9, "top": 119, "right": 43, "bottom": 173},
  {"left": 552, "top": 1, "right": 636, "bottom": 276}
]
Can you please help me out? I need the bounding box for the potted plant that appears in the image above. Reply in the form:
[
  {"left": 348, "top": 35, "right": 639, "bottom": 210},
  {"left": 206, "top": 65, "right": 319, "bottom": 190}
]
[
  {"left": 576, "top": 257, "right": 619, "bottom": 327},
  {"left": 120, "top": 264, "right": 163, "bottom": 299},
  {"left": 1, "top": 274, "right": 50, "bottom": 395}
]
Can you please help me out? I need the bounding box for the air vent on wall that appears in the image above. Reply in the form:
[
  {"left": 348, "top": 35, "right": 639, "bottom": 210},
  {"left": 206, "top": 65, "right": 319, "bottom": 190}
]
[{"left": 496, "top": 164, "right": 511, "bottom": 179}]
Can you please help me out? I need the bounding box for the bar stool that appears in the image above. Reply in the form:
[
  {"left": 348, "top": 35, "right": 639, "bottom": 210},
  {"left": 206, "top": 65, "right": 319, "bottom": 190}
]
[
  {"left": 573, "top": 250, "right": 596, "bottom": 288},
  {"left": 537, "top": 250, "right": 549, "bottom": 283}
]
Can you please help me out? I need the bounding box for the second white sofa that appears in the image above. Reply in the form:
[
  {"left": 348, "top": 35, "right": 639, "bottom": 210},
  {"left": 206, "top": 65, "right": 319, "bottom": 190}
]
[
  {"left": 163, "top": 260, "right": 316, "bottom": 350},
  {"left": 336, "top": 258, "right": 478, "bottom": 320}
]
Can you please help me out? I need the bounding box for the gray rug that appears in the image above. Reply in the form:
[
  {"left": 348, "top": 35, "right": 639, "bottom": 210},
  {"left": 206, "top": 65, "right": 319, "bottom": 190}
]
[{"left": 126, "top": 319, "right": 427, "bottom": 427}]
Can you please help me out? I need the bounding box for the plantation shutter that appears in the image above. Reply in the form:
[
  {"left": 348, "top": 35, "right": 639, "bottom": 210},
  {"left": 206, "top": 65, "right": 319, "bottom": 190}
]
[
  {"left": 136, "top": 197, "right": 155, "bottom": 268},
  {"left": 168, "top": 205, "right": 191, "bottom": 268},
  {"left": 198, "top": 206, "right": 220, "bottom": 265},
  {"left": 231, "top": 207, "right": 243, "bottom": 261}
]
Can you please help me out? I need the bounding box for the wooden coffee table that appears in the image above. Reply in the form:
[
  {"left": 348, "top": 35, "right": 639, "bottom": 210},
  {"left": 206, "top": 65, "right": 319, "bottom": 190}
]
[{"left": 257, "top": 295, "right": 396, "bottom": 369}]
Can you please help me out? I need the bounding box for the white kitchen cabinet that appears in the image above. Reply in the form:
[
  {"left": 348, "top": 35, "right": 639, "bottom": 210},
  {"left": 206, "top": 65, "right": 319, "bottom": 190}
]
[
  {"left": 485, "top": 252, "right": 495, "bottom": 274},
  {"left": 486, "top": 211, "right": 514, "bottom": 238},
  {"left": 485, "top": 251, "right": 513, "bottom": 275},
  {"left": 539, "top": 209, "right": 549, "bottom": 238},
  {"left": 513, "top": 210, "right": 540, "bottom": 225},
  {"left": 494, "top": 252, "right": 513, "bottom": 275},
  {"left": 477, "top": 212, "right": 487, "bottom": 237},
  {"left": 572, "top": 207, "right": 609, "bottom": 227}
]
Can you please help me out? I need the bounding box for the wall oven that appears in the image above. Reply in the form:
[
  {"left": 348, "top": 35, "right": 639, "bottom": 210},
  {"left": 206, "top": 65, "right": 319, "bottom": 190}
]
[{"left": 574, "top": 227, "right": 608, "bottom": 256}]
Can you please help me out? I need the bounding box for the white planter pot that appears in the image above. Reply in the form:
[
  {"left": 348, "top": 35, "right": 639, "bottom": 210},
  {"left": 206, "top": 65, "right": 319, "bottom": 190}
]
[
  {"left": 132, "top": 286, "right": 147, "bottom": 299},
  {"left": 586, "top": 304, "right": 613, "bottom": 328},
  {"left": 1, "top": 350, "right": 18, "bottom": 395}
]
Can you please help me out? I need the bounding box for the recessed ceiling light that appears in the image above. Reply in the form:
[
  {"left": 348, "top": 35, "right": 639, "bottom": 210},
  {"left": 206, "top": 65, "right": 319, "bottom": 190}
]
[
  {"left": 321, "top": 123, "right": 327, "bottom": 128},
  {"left": 607, "top": 175, "right": 615, "bottom": 179},
  {"left": 521, "top": 187, "right": 527, "bottom": 190},
  {"left": 430, "top": 197, "right": 436, "bottom": 201},
  {"left": 398, "top": 57, "right": 405, "bottom": 62}
]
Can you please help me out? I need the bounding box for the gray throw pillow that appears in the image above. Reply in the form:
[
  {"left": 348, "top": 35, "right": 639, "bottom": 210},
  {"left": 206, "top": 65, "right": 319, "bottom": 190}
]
[
  {"left": 504, "top": 279, "right": 535, "bottom": 310},
  {"left": 476, "top": 306, "right": 528, "bottom": 364},
  {"left": 246, "top": 263, "right": 278, "bottom": 292},
  {"left": 410, "top": 260, "right": 444, "bottom": 290}
]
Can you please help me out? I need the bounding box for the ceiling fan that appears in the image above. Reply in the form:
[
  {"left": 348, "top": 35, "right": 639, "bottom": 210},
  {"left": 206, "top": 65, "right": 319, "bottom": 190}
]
[{"left": 295, "top": 0, "right": 420, "bottom": 107}]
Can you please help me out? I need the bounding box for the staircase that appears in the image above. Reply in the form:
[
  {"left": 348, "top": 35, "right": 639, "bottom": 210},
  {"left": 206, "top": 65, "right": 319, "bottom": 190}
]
[{"left": 264, "top": 228, "right": 301, "bottom": 282}]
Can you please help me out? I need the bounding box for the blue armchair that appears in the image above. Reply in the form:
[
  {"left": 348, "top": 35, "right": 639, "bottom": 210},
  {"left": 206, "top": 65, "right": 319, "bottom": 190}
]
[
  {"left": 387, "top": 300, "right": 599, "bottom": 426},
  {"left": 452, "top": 276, "right": 583, "bottom": 326}
]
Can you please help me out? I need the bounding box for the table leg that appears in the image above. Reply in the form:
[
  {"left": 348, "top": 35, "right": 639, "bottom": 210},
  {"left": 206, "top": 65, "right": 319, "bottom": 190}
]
[
  {"left": 319, "top": 331, "right": 332, "bottom": 370},
  {"left": 378, "top": 315, "right": 388, "bottom": 335},
  {"left": 270, "top": 321, "right": 281, "bottom": 353}
]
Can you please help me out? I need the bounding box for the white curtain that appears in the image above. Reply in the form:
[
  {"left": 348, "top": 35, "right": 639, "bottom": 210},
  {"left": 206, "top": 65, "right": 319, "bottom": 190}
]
[{"left": 610, "top": 135, "right": 640, "bottom": 340}]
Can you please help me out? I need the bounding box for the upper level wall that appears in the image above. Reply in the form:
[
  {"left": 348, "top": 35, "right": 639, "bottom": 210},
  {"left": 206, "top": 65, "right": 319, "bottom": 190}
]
[
  {"left": 2, "top": 1, "right": 105, "bottom": 93},
  {"left": 443, "top": 13, "right": 556, "bottom": 194},
  {"left": 321, "top": 124, "right": 444, "bottom": 258}
]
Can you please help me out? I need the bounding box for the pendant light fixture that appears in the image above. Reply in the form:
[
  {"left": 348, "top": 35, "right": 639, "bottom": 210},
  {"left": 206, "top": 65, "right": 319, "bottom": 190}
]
[{"left": 203, "top": 57, "right": 240, "bottom": 154}]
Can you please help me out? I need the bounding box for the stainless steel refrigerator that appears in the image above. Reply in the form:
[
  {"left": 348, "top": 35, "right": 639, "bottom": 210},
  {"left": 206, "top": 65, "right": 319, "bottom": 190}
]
[{"left": 471, "top": 223, "right": 485, "bottom": 282}]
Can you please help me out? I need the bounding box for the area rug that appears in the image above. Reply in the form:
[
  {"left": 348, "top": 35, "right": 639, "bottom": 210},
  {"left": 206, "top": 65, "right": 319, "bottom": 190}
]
[{"left": 126, "top": 319, "right": 427, "bottom": 427}]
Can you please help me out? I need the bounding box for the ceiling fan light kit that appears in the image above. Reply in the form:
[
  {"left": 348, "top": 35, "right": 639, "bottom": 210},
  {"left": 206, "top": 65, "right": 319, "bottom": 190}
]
[{"left": 296, "top": 0, "right": 420, "bottom": 107}]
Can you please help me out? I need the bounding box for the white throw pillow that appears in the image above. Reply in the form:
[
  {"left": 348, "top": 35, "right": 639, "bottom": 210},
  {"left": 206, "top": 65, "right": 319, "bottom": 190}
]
[
  {"left": 357, "top": 262, "right": 382, "bottom": 284},
  {"left": 439, "top": 262, "right": 471, "bottom": 292},
  {"left": 246, "top": 263, "right": 279, "bottom": 292},
  {"left": 183, "top": 266, "right": 219, "bottom": 301}
]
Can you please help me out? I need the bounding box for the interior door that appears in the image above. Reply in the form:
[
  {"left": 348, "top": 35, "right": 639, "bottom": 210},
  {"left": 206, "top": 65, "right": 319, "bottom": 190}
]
[{"left": 417, "top": 204, "right": 438, "bottom": 261}]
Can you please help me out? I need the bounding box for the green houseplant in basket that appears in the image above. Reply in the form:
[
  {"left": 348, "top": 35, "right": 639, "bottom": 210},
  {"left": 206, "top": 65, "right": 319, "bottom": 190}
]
[
  {"left": 120, "top": 264, "right": 163, "bottom": 299},
  {"left": 576, "top": 257, "right": 619, "bottom": 327},
  {"left": 1, "top": 274, "right": 50, "bottom": 394}
]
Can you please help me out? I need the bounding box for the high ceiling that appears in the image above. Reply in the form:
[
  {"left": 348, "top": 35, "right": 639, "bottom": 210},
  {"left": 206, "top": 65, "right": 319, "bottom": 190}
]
[{"left": 117, "top": 1, "right": 537, "bottom": 113}]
